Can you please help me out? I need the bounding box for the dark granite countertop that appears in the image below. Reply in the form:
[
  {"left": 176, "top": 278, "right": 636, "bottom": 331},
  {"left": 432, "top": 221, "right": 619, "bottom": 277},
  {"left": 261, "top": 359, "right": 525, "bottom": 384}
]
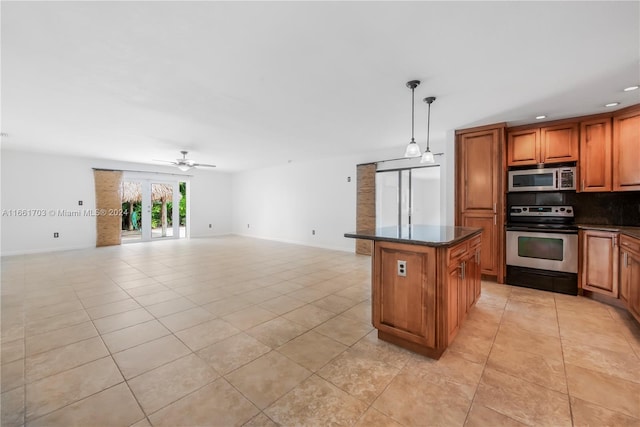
[
  {"left": 345, "top": 225, "right": 482, "bottom": 247},
  {"left": 577, "top": 224, "right": 640, "bottom": 240}
]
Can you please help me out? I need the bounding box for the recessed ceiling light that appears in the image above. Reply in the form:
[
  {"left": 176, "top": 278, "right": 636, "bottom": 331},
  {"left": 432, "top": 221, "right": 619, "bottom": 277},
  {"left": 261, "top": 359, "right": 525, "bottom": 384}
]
[
  {"left": 605, "top": 102, "right": 620, "bottom": 107},
  {"left": 535, "top": 115, "right": 546, "bottom": 120},
  {"left": 624, "top": 85, "right": 639, "bottom": 92}
]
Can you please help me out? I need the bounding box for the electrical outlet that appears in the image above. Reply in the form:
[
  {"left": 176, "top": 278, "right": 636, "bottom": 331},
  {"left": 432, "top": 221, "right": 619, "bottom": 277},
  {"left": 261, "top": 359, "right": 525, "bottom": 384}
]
[
  {"left": 312, "top": 230, "right": 316, "bottom": 235},
  {"left": 78, "top": 200, "right": 83, "bottom": 206},
  {"left": 209, "top": 224, "right": 212, "bottom": 228},
  {"left": 247, "top": 224, "right": 250, "bottom": 228},
  {"left": 347, "top": 176, "right": 351, "bottom": 182},
  {"left": 53, "top": 232, "right": 59, "bottom": 238},
  {"left": 397, "top": 260, "right": 407, "bottom": 277}
]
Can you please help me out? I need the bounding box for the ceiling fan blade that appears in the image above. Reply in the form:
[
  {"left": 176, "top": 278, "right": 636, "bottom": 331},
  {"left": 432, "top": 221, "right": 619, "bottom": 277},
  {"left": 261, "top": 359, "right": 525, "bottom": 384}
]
[
  {"left": 152, "top": 159, "right": 178, "bottom": 165},
  {"left": 192, "top": 163, "right": 216, "bottom": 168}
]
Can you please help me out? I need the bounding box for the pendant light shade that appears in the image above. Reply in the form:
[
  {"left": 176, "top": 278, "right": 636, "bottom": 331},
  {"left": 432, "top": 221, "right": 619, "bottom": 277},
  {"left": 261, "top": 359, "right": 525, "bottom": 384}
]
[
  {"left": 404, "top": 80, "right": 421, "bottom": 158},
  {"left": 420, "top": 96, "right": 437, "bottom": 164}
]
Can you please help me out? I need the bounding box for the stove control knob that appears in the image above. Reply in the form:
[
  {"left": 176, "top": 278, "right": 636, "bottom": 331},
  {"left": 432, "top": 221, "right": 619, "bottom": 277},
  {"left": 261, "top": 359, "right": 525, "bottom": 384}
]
[
  {"left": 567, "top": 209, "right": 572, "bottom": 214},
  {"left": 522, "top": 207, "right": 528, "bottom": 211},
  {"left": 560, "top": 208, "right": 566, "bottom": 211}
]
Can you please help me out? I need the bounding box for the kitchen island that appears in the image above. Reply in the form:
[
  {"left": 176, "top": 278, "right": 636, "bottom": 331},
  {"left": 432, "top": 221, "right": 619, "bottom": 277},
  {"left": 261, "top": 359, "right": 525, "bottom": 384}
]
[{"left": 345, "top": 225, "right": 482, "bottom": 359}]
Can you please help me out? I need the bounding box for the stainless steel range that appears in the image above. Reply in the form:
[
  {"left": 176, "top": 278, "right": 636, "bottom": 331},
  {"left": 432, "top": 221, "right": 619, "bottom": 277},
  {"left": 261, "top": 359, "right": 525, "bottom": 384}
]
[{"left": 506, "top": 205, "right": 578, "bottom": 295}]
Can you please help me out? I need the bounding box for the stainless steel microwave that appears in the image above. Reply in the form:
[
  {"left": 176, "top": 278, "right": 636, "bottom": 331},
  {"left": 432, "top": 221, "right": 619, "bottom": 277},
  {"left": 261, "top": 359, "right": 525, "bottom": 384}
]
[{"left": 508, "top": 166, "right": 576, "bottom": 192}]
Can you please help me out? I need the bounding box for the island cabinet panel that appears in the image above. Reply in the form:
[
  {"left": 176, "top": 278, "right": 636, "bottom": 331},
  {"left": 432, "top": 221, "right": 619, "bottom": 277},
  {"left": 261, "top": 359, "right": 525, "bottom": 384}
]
[
  {"left": 581, "top": 230, "right": 619, "bottom": 297},
  {"left": 613, "top": 106, "right": 640, "bottom": 191},
  {"left": 363, "top": 229, "right": 482, "bottom": 359},
  {"left": 620, "top": 235, "right": 640, "bottom": 323},
  {"left": 579, "top": 118, "right": 612, "bottom": 192},
  {"left": 373, "top": 241, "right": 436, "bottom": 348}
]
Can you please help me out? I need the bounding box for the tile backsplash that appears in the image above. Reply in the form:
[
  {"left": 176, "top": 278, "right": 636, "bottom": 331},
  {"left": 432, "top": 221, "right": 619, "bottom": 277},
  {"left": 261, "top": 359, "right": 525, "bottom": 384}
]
[{"left": 506, "top": 191, "right": 640, "bottom": 226}]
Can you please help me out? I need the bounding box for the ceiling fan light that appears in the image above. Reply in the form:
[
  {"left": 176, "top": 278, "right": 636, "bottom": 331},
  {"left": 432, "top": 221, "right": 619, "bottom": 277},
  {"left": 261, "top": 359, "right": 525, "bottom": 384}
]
[
  {"left": 420, "top": 149, "right": 435, "bottom": 164},
  {"left": 404, "top": 141, "right": 422, "bottom": 158},
  {"left": 178, "top": 164, "right": 192, "bottom": 172}
]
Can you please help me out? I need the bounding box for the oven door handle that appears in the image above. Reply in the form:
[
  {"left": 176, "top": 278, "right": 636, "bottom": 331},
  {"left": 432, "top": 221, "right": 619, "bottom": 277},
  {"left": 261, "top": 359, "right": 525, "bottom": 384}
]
[{"left": 506, "top": 226, "right": 578, "bottom": 235}]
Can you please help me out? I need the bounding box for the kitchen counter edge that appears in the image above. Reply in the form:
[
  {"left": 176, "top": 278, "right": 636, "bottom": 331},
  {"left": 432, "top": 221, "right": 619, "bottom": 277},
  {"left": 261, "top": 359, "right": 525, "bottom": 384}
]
[
  {"left": 577, "top": 224, "right": 640, "bottom": 240},
  {"left": 344, "top": 227, "right": 482, "bottom": 248}
]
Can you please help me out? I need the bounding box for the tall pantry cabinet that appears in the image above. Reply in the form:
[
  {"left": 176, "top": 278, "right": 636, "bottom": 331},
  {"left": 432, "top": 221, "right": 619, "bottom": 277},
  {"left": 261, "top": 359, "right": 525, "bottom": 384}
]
[{"left": 455, "top": 124, "right": 506, "bottom": 283}]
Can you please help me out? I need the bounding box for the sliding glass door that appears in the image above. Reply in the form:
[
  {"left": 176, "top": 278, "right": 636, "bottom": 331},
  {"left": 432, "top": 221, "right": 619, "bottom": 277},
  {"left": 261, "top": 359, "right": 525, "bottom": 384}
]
[{"left": 375, "top": 166, "right": 440, "bottom": 228}]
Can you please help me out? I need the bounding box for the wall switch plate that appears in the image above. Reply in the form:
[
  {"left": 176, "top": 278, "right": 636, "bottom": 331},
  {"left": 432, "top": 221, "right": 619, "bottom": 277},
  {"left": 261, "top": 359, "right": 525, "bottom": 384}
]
[
  {"left": 247, "top": 224, "right": 250, "bottom": 228},
  {"left": 312, "top": 230, "right": 315, "bottom": 235},
  {"left": 54, "top": 232, "right": 59, "bottom": 238},
  {"left": 209, "top": 224, "right": 212, "bottom": 228},
  {"left": 397, "top": 260, "right": 407, "bottom": 277}
]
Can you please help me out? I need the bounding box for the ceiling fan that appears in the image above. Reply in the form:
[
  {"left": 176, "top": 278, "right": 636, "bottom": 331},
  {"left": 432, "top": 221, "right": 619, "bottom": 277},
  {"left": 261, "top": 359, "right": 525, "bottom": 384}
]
[{"left": 154, "top": 151, "right": 216, "bottom": 171}]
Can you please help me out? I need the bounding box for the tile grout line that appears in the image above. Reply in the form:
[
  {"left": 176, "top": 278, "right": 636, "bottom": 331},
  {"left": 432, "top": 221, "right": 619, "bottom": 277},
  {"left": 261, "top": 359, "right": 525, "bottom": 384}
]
[
  {"left": 461, "top": 285, "right": 526, "bottom": 427},
  {"left": 555, "top": 294, "right": 576, "bottom": 427}
]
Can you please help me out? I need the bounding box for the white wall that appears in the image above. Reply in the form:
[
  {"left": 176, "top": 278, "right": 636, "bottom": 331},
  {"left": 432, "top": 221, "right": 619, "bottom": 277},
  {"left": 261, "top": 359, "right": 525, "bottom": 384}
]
[
  {"left": 230, "top": 136, "right": 453, "bottom": 252},
  {"left": 1, "top": 131, "right": 455, "bottom": 256},
  {"left": 231, "top": 156, "right": 358, "bottom": 252},
  {"left": 0, "top": 149, "right": 233, "bottom": 255}
]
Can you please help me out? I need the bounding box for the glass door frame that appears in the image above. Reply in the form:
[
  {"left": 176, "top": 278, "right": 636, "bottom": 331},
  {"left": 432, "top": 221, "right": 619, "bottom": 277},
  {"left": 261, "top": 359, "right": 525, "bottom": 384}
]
[
  {"left": 375, "top": 164, "right": 441, "bottom": 229},
  {"left": 122, "top": 172, "right": 189, "bottom": 243}
]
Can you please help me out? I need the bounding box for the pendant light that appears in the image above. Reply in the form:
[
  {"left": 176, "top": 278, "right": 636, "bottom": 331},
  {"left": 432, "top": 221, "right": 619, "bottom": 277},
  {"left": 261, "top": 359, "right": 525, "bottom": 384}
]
[
  {"left": 403, "top": 80, "right": 422, "bottom": 158},
  {"left": 420, "top": 96, "right": 437, "bottom": 164}
]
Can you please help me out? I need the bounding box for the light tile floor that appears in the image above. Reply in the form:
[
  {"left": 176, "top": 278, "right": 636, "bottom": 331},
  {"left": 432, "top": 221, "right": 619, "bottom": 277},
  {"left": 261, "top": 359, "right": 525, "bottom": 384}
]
[{"left": 2, "top": 236, "right": 640, "bottom": 426}]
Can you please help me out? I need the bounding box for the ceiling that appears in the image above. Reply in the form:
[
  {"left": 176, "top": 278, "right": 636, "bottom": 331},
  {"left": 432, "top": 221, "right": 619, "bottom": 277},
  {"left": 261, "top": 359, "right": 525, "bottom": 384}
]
[{"left": 2, "top": 1, "right": 639, "bottom": 172}]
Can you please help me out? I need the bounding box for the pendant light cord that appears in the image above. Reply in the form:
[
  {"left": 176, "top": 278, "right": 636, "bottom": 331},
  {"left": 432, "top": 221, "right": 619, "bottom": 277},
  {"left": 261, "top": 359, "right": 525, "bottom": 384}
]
[
  {"left": 411, "top": 86, "right": 415, "bottom": 143},
  {"left": 426, "top": 101, "right": 431, "bottom": 151}
]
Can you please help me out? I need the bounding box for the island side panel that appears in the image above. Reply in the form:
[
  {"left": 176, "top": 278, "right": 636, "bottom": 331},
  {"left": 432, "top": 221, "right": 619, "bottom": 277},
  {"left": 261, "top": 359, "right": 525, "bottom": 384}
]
[{"left": 372, "top": 241, "right": 437, "bottom": 349}]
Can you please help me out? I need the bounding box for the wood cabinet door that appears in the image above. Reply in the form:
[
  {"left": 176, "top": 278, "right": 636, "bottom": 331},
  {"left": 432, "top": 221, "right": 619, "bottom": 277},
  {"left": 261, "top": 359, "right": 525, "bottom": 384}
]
[
  {"left": 455, "top": 124, "right": 505, "bottom": 284},
  {"left": 613, "top": 108, "right": 640, "bottom": 191},
  {"left": 580, "top": 118, "right": 612, "bottom": 192},
  {"left": 581, "top": 230, "right": 619, "bottom": 297},
  {"left": 626, "top": 251, "right": 640, "bottom": 323},
  {"left": 508, "top": 129, "right": 539, "bottom": 166},
  {"left": 461, "top": 214, "right": 497, "bottom": 276},
  {"left": 458, "top": 129, "right": 500, "bottom": 212},
  {"left": 373, "top": 242, "right": 436, "bottom": 347},
  {"left": 540, "top": 123, "right": 579, "bottom": 164}
]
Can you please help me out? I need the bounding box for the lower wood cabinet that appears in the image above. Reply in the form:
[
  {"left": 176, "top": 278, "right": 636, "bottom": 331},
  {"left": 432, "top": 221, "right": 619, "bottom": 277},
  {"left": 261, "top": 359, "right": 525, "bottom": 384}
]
[
  {"left": 446, "top": 235, "right": 482, "bottom": 343},
  {"left": 460, "top": 213, "right": 498, "bottom": 278},
  {"left": 373, "top": 242, "right": 437, "bottom": 349},
  {"left": 581, "top": 230, "right": 619, "bottom": 297},
  {"left": 620, "top": 235, "right": 640, "bottom": 323},
  {"left": 371, "top": 232, "right": 482, "bottom": 359}
]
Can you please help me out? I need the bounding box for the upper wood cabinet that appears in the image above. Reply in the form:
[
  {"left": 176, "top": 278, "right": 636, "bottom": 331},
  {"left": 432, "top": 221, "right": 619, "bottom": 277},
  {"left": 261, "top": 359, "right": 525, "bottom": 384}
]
[
  {"left": 455, "top": 124, "right": 505, "bottom": 282},
  {"left": 579, "top": 118, "right": 612, "bottom": 192},
  {"left": 613, "top": 105, "right": 640, "bottom": 191},
  {"left": 507, "top": 123, "right": 578, "bottom": 166}
]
